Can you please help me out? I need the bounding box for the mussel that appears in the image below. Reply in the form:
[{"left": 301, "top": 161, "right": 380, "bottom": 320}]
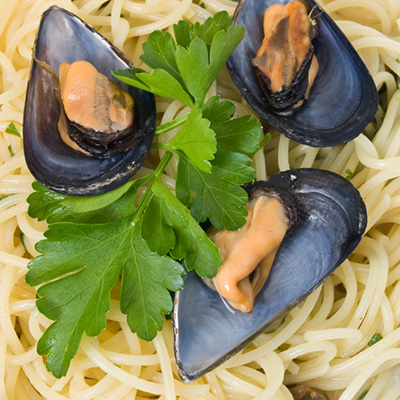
[
  {"left": 173, "top": 168, "right": 367, "bottom": 382},
  {"left": 23, "top": 7, "right": 155, "bottom": 196},
  {"left": 226, "top": 0, "right": 378, "bottom": 147}
]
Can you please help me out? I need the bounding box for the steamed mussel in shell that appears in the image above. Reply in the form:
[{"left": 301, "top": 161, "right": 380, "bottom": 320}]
[
  {"left": 173, "top": 168, "right": 367, "bottom": 382},
  {"left": 226, "top": 0, "right": 378, "bottom": 147},
  {"left": 23, "top": 7, "right": 155, "bottom": 196}
]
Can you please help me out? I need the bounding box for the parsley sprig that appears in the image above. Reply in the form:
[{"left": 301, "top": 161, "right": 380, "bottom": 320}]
[
  {"left": 25, "top": 12, "right": 263, "bottom": 378},
  {"left": 114, "top": 11, "right": 244, "bottom": 107}
]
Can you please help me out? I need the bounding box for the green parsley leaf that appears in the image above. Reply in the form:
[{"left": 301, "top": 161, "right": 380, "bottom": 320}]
[
  {"left": 203, "top": 10, "right": 231, "bottom": 32},
  {"left": 114, "top": 12, "right": 244, "bottom": 107},
  {"left": 142, "top": 181, "right": 221, "bottom": 278},
  {"left": 203, "top": 97, "right": 262, "bottom": 154},
  {"left": 175, "top": 37, "right": 212, "bottom": 104},
  {"left": 26, "top": 219, "right": 128, "bottom": 377},
  {"left": 140, "top": 30, "right": 183, "bottom": 86},
  {"left": 175, "top": 26, "right": 244, "bottom": 105},
  {"left": 27, "top": 182, "right": 74, "bottom": 222},
  {"left": 202, "top": 96, "right": 235, "bottom": 123},
  {"left": 368, "top": 333, "right": 383, "bottom": 346},
  {"left": 62, "top": 176, "right": 150, "bottom": 213},
  {"left": 173, "top": 11, "right": 231, "bottom": 48},
  {"left": 173, "top": 20, "right": 192, "bottom": 48},
  {"left": 139, "top": 31, "right": 184, "bottom": 87},
  {"left": 176, "top": 150, "right": 254, "bottom": 231},
  {"left": 27, "top": 181, "right": 140, "bottom": 224},
  {"left": 164, "top": 104, "right": 216, "bottom": 173},
  {"left": 114, "top": 68, "right": 194, "bottom": 107},
  {"left": 214, "top": 116, "right": 262, "bottom": 154},
  {"left": 26, "top": 217, "right": 184, "bottom": 377},
  {"left": 5, "top": 122, "right": 21, "bottom": 137},
  {"left": 8, "top": 145, "right": 14, "bottom": 157},
  {"left": 191, "top": 11, "right": 232, "bottom": 45},
  {"left": 120, "top": 221, "right": 184, "bottom": 341}
]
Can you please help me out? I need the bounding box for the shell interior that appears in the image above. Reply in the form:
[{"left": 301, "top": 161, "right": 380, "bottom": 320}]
[
  {"left": 226, "top": 0, "right": 378, "bottom": 147},
  {"left": 173, "top": 168, "right": 367, "bottom": 382},
  {"left": 23, "top": 6, "right": 155, "bottom": 196}
]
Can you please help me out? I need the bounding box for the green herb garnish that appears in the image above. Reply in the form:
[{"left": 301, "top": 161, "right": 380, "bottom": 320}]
[
  {"left": 368, "top": 333, "right": 383, "bottom": 346},
  {"left": 113, "top": 12, "right": 244, "bottom": 107},
  {"left": 345, "top": 169, "right": 354, "bottom": 180},
  {"left": 25, "top": 12, "right": 262, "bottom": 378},
  {"left": 5, "top": 122, "right": 21, "bottom": 137},
  {"left": 19, "top": 232, "right": 28, "bottom": 253},
  {"left": 7, "top": 145, "right": 14, "bottom": 157}
]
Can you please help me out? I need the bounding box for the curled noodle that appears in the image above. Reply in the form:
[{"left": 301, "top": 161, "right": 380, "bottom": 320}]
[{"left": 1, "top": 0, "right": 400, "bottom": 399}]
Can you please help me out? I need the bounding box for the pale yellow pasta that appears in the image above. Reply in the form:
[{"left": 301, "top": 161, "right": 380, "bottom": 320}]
[{"left": 2, "top": 0, "right": 400, "bottom": 399}]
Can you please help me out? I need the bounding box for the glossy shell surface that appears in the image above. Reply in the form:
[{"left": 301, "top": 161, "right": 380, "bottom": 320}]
[
  {"left": 23, "top": 7, "right": 155, "bottom": 196},
  {"left": 173, "top": 168, "right": 367, "bottom": 382},
  {"left": 226, "top": 0, "right": 378, "bottom": 147}
]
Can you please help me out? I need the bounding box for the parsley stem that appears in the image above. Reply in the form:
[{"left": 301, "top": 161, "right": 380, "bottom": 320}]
[
  {"left": 155, "top": 113, "right": 190, "bottom": 136},
  {"left": 132, "top": 151, "right": 173, "bottom": 223},
  {"left": 151, "top": 142, "right": 169, "bottom": 149},
  {"left": 155, "top": 151, "right": 173, "bottom": 179}
]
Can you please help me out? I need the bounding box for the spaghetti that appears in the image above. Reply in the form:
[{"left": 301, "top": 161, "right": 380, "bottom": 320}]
[{"left": 1, "top": 0, "right": 400, "bottom": 399}]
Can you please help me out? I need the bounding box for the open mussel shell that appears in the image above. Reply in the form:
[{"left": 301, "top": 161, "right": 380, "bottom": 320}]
[
  {"left": 23, "top": 6, "right": 155, "bottom": 196},
  {"left": 226, "top": 0, "right": 378, "bottom": 147},
  {"left": 173, "top": 168, "right": 367, "bottom": 382}
]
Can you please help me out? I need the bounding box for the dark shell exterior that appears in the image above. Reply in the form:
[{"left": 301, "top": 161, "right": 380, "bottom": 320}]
[
  {"left": 23, "top": 7, "right": 155, "bottom": 196},
  {"left": 226, "top": 0, "right": 378, "bottom": 147},
  {"left": 173, "top": 168, "right": 367, "bottom": 382}
]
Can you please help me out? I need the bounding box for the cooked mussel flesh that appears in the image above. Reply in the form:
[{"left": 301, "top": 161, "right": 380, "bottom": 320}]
[
  {"left": 252, "top": 0, "right": 319, "bottom": 114},
  {"left": 23, "top": 7, "right": 155, "bottom": 196},
  {"left": 204, "top": 187, "right": 297, "bottom": 313},
  {"left": 57, "top": 60, "right": 138, "bottom": 157}
]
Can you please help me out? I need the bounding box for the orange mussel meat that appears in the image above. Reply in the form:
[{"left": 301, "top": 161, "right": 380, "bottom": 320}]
[{"left": 252, "top": 0, "right": 319, "bottom": 112}]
